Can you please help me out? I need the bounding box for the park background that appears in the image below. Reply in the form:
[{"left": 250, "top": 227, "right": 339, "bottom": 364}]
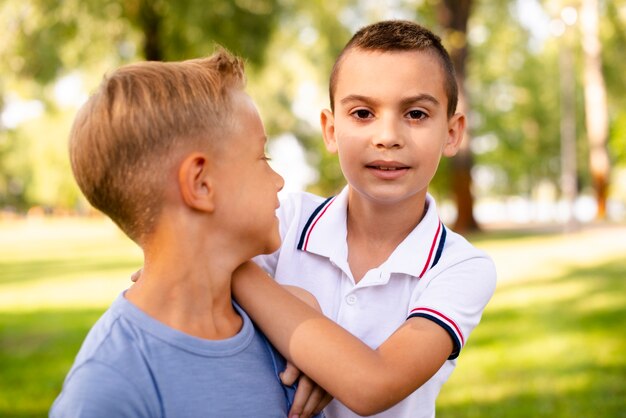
[{"left": 1, "top": 0, "right": 625, "bottom": 416}]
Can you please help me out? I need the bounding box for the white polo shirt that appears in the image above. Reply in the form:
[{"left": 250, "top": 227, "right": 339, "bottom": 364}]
[{"left": 255, "top": 187, "right": 496, "bottom": 418}]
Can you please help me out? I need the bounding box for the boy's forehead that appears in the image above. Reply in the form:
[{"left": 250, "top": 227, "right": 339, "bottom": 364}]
[{"left": 335, "top": 48, "right": 448, "bottom": 104}]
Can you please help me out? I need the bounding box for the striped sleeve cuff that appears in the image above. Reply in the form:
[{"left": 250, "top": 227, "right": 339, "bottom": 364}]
[{"left": 408, "top": 307, "right": 465, "bottom": 360}]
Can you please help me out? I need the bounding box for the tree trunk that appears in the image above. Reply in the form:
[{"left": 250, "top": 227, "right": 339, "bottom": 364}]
[
  {"left": 438, "top": 0, "right": 479, "bottom": 232},
  {"left": 581, "top": 0, "right": 610, "bottom": 219},
  {"left": 139, "top": 0, "right": 164, "bottom": 61}
]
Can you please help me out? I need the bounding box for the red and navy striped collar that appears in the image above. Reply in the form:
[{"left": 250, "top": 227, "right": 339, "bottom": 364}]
[{"left": 297, "top": 187, "right": 447, "bottom": 278}]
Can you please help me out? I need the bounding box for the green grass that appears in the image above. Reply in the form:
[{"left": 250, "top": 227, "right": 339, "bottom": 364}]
[
  {"left": 0, "top": 309, "right": 103, "bottom": 417},
  {"left": 0, "top": 217, "right": 625, "bottom": 417},
  {"left": 436, "top": 258, "right": 626, "bottom": 417},
  {"left": 0, "top": 217, "right": 141, "bottom": 418}
]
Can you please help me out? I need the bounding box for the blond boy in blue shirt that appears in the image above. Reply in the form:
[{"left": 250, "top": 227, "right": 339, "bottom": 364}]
[{"left": 50, "top": 49, "right": 317, "bottom": 418}]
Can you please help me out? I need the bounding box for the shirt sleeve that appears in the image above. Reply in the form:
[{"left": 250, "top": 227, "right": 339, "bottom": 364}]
[
  {"left": 407, "top": 253, "right": 496, "bottom": 359},
  {"left": 50, "top": 361, "right": 156, "bottom": 418}
]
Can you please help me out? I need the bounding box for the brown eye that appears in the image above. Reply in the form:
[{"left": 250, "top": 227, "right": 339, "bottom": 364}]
[
  {"left": 407, "top": 110, "right": 427, "bottom": 120},
  {"left": 353, "top": 109, "right": 373, "bottom": 119}
]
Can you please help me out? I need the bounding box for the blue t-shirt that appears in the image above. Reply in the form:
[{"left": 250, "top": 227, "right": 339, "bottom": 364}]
[{"left": 50, "top": 292, "right": 295, "bottom": 417}]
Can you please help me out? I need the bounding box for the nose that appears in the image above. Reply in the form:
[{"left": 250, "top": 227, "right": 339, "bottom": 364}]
[
  {"left": 373, "top": 114, "right": 404, "bottom": 149},
  {"left": 273, "top": 168, "right": 284, "bottom": 192}
]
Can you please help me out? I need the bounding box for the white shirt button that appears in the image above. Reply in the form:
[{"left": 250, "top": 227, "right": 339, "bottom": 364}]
[{"left": 346, "top": 294, "right": 357, "bottom": 305}]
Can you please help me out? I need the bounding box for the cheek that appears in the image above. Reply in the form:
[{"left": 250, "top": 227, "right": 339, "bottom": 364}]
[
  {"left": 335, "top": 138, "right": 362, "bottom": 168},
  {"left": 335, "top": 128, "right": 364, "bottom": 150}
]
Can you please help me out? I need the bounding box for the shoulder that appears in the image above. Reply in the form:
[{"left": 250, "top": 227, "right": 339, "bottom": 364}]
[
  {"left": 421, "top": 226, "right": 497, "bottom": 311},
  {"left": 53, "top": 301, "right": 161, "bottom": 416},
  {"left": 275, "top": 191, "right": 334, "bottom": 240},
  {"left": 72, "top": 299, "right": 145, "bottom": 366},
  {"left": 414, "top": 223, "right": 497, "bottom": 308},
  {"left": 441, "top": 228, "right": 496, "bottom": 275},
  {"left": 50, "top": 360, "right": 156, "bottom": 418},
  {"left": 277, "top": 191, "right": 328, "bottom": 221}
]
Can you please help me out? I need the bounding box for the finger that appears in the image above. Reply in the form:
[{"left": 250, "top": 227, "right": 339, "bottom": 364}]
[
  {"left": 289, "top": 375, "right": 313, "bottom": 418},
  {"left": 130, "top": 268, "right": 143, "bottom": 283},
  {"left": 300, "top": 385, "right": 326, "bottom": 418},
  {"left": 313, "top": 392, "right": 334, "bottom": 414},
  {"left": 280, "top": 361, "right": 301, "bottom": 386}
]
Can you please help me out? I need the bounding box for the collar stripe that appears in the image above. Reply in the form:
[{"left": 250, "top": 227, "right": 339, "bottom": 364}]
[
  {"left": 431, "top": 224, "right": 447, "bottom": 269},
  {"left": 297, "top": 196, "right": 336, "bottom": 251},
  {"left": 418, "top": 220, "right": 445, "bottom": 278}
]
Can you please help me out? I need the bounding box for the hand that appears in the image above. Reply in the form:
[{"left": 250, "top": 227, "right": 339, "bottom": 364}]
[
  {"left": 130, "top": 268, "right": 143, "bottom": 283},
  {"left": 287, "top": 372, "right": 333, "bottom": 418}
]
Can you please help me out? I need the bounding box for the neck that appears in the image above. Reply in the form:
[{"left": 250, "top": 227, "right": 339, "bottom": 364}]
[
  {"left": 125, "top": 219, "right": 244, "bottom": 340},
  {"left": 347, "top": 188, "right": 427, "bottom": 242},
  {"left": 346, "top": 188, "right": 427, "bottom": 282}
]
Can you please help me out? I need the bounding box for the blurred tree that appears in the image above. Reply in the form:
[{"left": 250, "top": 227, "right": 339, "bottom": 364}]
[
  {"left": 2, "top": 0, "right": 626, "bottom": 217},
  {"left": 0, "top": 0, "right": 280, "bottom": 211},
  {"left": 468, "top": 0, "right": 567, "bottom": 192},
  {"left": 436, "top": 0, "right": 479, "bottom": 232},
  {"left": 581, "top": 0, "right": 610, "bottom": 219},
  {"left": 120, "top": 0, "right": 279, "bottom": 63},
  {"left": 2, "top": 0, "right": 279, "bottom": 80},
  {"left": 247, "top": 0, "right": 356, "bottom": 197}
]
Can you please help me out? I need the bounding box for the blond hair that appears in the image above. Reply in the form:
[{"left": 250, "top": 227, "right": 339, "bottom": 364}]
[{"left": 70, "top": 49, "right": 245, "bottom": 242}]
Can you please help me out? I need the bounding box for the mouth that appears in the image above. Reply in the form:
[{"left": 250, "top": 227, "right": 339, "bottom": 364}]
[
  {"left": 365, "top": 160, "right": 410, "bottom": 179},
  {"left": 365, "top": 161, "right": 410, "bottom": 170},
  {"left": 367, "top": 166, "right": 406, "bottom": 171}
]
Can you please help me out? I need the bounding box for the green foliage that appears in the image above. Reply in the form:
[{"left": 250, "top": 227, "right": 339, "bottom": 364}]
[
  {"left": 0, "top": 0, "right": 282, "bottom": 211},
  {"left": 119, "top": 0, "right": 280, "bottom": 64},
  {"left": 610, "top": 111, "right": 626, "bottom": 164},
  {"left": 1, "top": 0, "right": 626, "bottom": 209},
  {"left": 464, "top": 2, "right": 558, "bottom": 195},
  {"left": 602, "top": 0, "right": 626, "bottom": 167},
  {"left": 247, "top": 0, "right": 356, "bottom": 196},
  {"left": 0, "top": 130, "right": 31, "bottom": 211},
  {"left": 0, "top": 106, "right": 85, "bottom": 211}
]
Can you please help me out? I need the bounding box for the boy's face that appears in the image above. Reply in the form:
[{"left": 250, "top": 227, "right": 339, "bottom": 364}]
[
  {"left": 322, "top": 49, "right": 464, "bottom": 206},
  {"left": 212, "top": 92, "right": 284, "bottom": 256}
]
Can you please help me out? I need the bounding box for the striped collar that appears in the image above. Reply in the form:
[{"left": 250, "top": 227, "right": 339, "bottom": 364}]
[{"left": 297, "top": 187, "right": 447, "bottom": 279}]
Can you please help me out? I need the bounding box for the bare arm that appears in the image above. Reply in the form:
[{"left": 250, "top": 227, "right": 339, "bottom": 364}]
[
  {"left": 281, "top": 285, "right": 333, "bottom": 417},
  {"left": 232, "top": 262, "right": 452, "bottom": 415}
]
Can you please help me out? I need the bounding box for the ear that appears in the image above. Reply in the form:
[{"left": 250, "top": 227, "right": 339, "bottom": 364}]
[
  {"left": 320, "top": 109, "right": 338, "bottom": 154},
  {"left": 442, "top": 112, "right": 466, "bottom": 157},
  {"left": 178, "top": 152, "right": 215, "bottom": 212}
]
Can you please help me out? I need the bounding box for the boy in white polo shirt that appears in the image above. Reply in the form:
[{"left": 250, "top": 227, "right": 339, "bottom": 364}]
[{"left": 232, "top": 20, "right": 496, "bottom": 418}]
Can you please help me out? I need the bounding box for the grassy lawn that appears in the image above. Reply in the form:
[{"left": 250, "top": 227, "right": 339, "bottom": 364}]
[
  {"left": 1, "top": 217, "right": 625, "bottom": 417},
  {"left": 437, "top": 224, "right": 626, "bottom": 417},
  {"left": 0, "top": 217, "right": 141, "bottom": 418}
]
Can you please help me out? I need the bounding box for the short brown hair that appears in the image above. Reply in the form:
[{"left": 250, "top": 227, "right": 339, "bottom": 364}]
[
  {"left": 70, "top": 48, "right": 245, "bottom": 242},
  {"left": 329, "top": 20, "right": 458, "bottom": 118}
]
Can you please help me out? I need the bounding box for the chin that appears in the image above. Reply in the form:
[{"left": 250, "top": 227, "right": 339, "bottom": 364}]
[
  {"left": 260, "top": 233, "right": 281, "bottom": 255},
  {"left": 267, "top": 239, "right": 281, "bottom": 254}
]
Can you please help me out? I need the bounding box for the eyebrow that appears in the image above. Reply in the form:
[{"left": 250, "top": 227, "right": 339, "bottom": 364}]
[{"left": 339, "top": 94, "right": 440, "bottom": 108}]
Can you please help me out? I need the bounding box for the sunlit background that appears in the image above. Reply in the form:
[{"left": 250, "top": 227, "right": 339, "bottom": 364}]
[
  {"left": 1, "top": 0, "right": 625, "bottom": 227},
  {"left": 1, "top": 0, "right": 625, "bottom": 416}
]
